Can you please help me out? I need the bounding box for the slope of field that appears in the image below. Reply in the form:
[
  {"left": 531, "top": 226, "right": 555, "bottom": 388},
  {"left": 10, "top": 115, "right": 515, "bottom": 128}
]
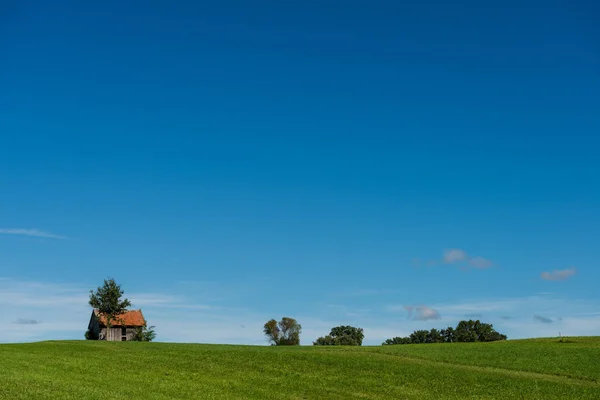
[{"left": 0, "top": 338, "right": 598, "bottom": 399}]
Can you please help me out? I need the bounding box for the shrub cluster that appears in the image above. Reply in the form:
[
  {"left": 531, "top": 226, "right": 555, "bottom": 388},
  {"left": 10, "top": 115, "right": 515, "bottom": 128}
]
[
  {"left": 313, "top": 326, "right": 364, "bottom": 346},
  {"left": 131, "top": 325, "right": 157, "bottom": 342}
]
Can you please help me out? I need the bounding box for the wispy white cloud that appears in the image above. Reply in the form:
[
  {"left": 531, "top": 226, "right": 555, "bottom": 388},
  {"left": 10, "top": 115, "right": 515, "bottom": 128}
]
[
  {"left": 323, "top": 304, "right": 372, "bottom": 319},
  {"left": 414, "top": 306, "right": 441, "bottom": 320},
  {"left": 389, "top": 304, "right": 441, "bottom": 321},
  {"left": 443, "top": 249, "right": 467, "bottom": 264},
  {"left": 432, "top": 295, "right": 583, "bottom": 320},
  {"left": 0, "top": 281, "right": 88, "bottom": 308},
  {"left": 0, "top": 228, "right": 66, "bottom": 239},
  {"left": 541, "top": 267, "right": 576, "bottom": 281},
  {"left": 439, "top": 249, "right": 493, "bottom": 269},
  {"left": 468, "top": 256, "right": 493, "bottom": 269},
  {"left": 129, "top": 293, "right": 211, "bottom": 310},
  {"left": 434, "top": 299, "right": 525, "bottom": 314},
  {"left": 0, "top": 279, "right": 89, "bottom": 342}
]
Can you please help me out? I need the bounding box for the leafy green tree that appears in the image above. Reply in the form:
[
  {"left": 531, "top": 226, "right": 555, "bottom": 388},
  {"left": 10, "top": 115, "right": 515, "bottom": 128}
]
[
  {"left": 428, "top": 328, "right": 444, "bottom": 343},
  {"left": 131, "top": 324, "right": 156, "bottom": 342},
  {"left": 410, "top": 330, "right": 430, "bottom": 344},
  {"left": 441, "top": 327, "right": 455, "bottom": 343},
  {"left": 454, "top": 320, "right": 479, "bottom": 342},
  {"left": 331, "top": 326, "right": 365, "bottom": 345},
  {"left": 475, "top": 321, "right": 507, "bottom": 342},
  {"left": 314, "top": 325, "right": 364, "bottom": 346},
  {"left": 454, "top": 320, "right": 507, "bottom": 342},
  {"left": 468, "top": 320, "right": 507, "bottom": 342},
  {"left": 263, "top": 317, "right": 302, "bottom": 346},
  {"left": 89, "top": 277, "right": 131, "bottom": 341}
]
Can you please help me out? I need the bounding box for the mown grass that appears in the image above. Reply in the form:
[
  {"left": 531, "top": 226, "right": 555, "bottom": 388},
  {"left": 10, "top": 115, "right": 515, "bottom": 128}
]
[{"left": 0, "top": 337, "right": 599, "bottom": 399}]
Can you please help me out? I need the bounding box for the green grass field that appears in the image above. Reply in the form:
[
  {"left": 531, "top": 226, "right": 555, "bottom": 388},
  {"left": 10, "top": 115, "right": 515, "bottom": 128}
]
[{"left": 1, "top": 337, "right": 599, "bottom": 399}]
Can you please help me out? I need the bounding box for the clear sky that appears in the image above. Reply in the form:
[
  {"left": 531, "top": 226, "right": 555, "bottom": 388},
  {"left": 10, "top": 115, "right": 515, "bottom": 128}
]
[{"left": 1, "top": 0, "right": 599, "bottom": 344}]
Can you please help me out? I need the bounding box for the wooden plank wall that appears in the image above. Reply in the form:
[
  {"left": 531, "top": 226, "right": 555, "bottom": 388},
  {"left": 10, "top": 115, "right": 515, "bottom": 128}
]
[{"left": 101, "top": 327, "right": 137, "bottom": 341}]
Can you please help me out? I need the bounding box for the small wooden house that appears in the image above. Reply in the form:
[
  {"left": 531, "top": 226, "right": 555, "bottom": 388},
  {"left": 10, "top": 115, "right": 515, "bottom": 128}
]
[{"left": 88, "top": 309, "right": 146, "bottom": 341}]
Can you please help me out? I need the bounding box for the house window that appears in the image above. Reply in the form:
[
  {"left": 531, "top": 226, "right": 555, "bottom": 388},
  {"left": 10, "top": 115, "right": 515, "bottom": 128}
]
[{"left": 121, "top": 327, "right": 127, "bottom": 341}]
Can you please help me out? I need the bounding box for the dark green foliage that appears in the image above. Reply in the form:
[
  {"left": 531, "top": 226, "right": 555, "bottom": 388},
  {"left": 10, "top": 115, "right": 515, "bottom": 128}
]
[
  {"left": 409, "top": 330, "right": 429, "bottom": 344},
  {"left": 313, "top": 335, "right": 337, "bottom": 346},
  {"left": 131, "top": 325, "right": 156, "bottom": 342},
  {"left": 428, "top": 328, "right": 444, "bottom": 343},
  {"left": 393, "top": 329, "right": 444, "bottom": 344},
  {"left": 88, "top": 277, "right": 132, "bottom": 330},
  {"left": 454, "top": 320, "right": 478, "bottom": 342},
  {"left": 383, "top": 336, "right": 412, "bottom": 345},
  {"left": 454, "top": 320, "right": 508, "bottom": 343},
  {"left": 383, "top": 320, "right": 507, "bottom": 345},
  {"left": 84, "top": 329, "right": 99, "bottom": 340},
  {"left": 263, "top": 317, "right": 301, "bottom": 345},
  {"left": 314, "top": 325, "right": 365, "bottom": 346},
  {"left": 441, "top": 327, "right": 455, "bottom": 343},
  {"left": 313, "top": 334, "right": 359, "bottom": 346},
  {"left": 485, "top": 331, "right": 509, "bottom": 342}
]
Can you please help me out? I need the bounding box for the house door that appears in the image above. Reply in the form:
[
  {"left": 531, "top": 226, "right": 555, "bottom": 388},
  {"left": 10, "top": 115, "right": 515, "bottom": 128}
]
[{"left": 121, "top": 327, "right": 127, "bottom": 341}]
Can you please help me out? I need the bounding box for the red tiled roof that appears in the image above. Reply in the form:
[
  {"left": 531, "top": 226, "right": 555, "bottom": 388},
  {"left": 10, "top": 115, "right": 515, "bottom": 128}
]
[{"left": 94, "top": 309, "right": 145, "bottom": 327}]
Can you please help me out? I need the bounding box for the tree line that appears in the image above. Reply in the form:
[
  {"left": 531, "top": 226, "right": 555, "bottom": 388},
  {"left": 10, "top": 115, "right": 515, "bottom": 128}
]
[
  {"left": 382, "top": 320, "right": 507, "bottom": 345},
  {"left": 264, "top": 317, "right": 506, "bottom": 346}
]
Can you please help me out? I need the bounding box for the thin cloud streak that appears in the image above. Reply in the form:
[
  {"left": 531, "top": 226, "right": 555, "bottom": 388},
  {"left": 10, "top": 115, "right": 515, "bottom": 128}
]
[
  {"left": 13, "top": 319, "right": 41, "bottom": 325},
  {"left": 0, "top": 228, "right": 66, "bottom": 239},
  {"left": 541, "top": 267, "right": 576, "bottom": 281},
  {"left": 534, "top": 315, "right": 553, "bottom": 324},
  {"left": 339, "top": 288, "right": 398, "bottom": 297}
]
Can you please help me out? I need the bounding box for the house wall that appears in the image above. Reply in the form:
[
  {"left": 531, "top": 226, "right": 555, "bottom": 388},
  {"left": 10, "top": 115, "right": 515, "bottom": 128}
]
[
  {"left": 100, "top": 327, "right": 137, "bottom": 341},
  {"left": 88, "top": 313, "right": 101, "bottom": 339}
]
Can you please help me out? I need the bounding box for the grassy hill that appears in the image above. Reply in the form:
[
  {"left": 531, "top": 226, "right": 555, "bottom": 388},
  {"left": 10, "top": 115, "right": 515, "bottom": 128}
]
[{"left": 1, "top": 337, "right": 599, "bottom": 399}]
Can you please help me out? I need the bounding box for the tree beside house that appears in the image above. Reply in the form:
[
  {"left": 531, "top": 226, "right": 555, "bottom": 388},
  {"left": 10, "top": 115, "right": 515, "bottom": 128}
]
[{"left": 86, "top": 278, "right": 155, "bottom": 342}]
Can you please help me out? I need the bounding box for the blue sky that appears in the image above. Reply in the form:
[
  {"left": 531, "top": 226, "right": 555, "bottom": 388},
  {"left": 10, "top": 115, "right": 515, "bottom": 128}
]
[{"left": 1, "top": 0, "right": 599, "bottom": 344}]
